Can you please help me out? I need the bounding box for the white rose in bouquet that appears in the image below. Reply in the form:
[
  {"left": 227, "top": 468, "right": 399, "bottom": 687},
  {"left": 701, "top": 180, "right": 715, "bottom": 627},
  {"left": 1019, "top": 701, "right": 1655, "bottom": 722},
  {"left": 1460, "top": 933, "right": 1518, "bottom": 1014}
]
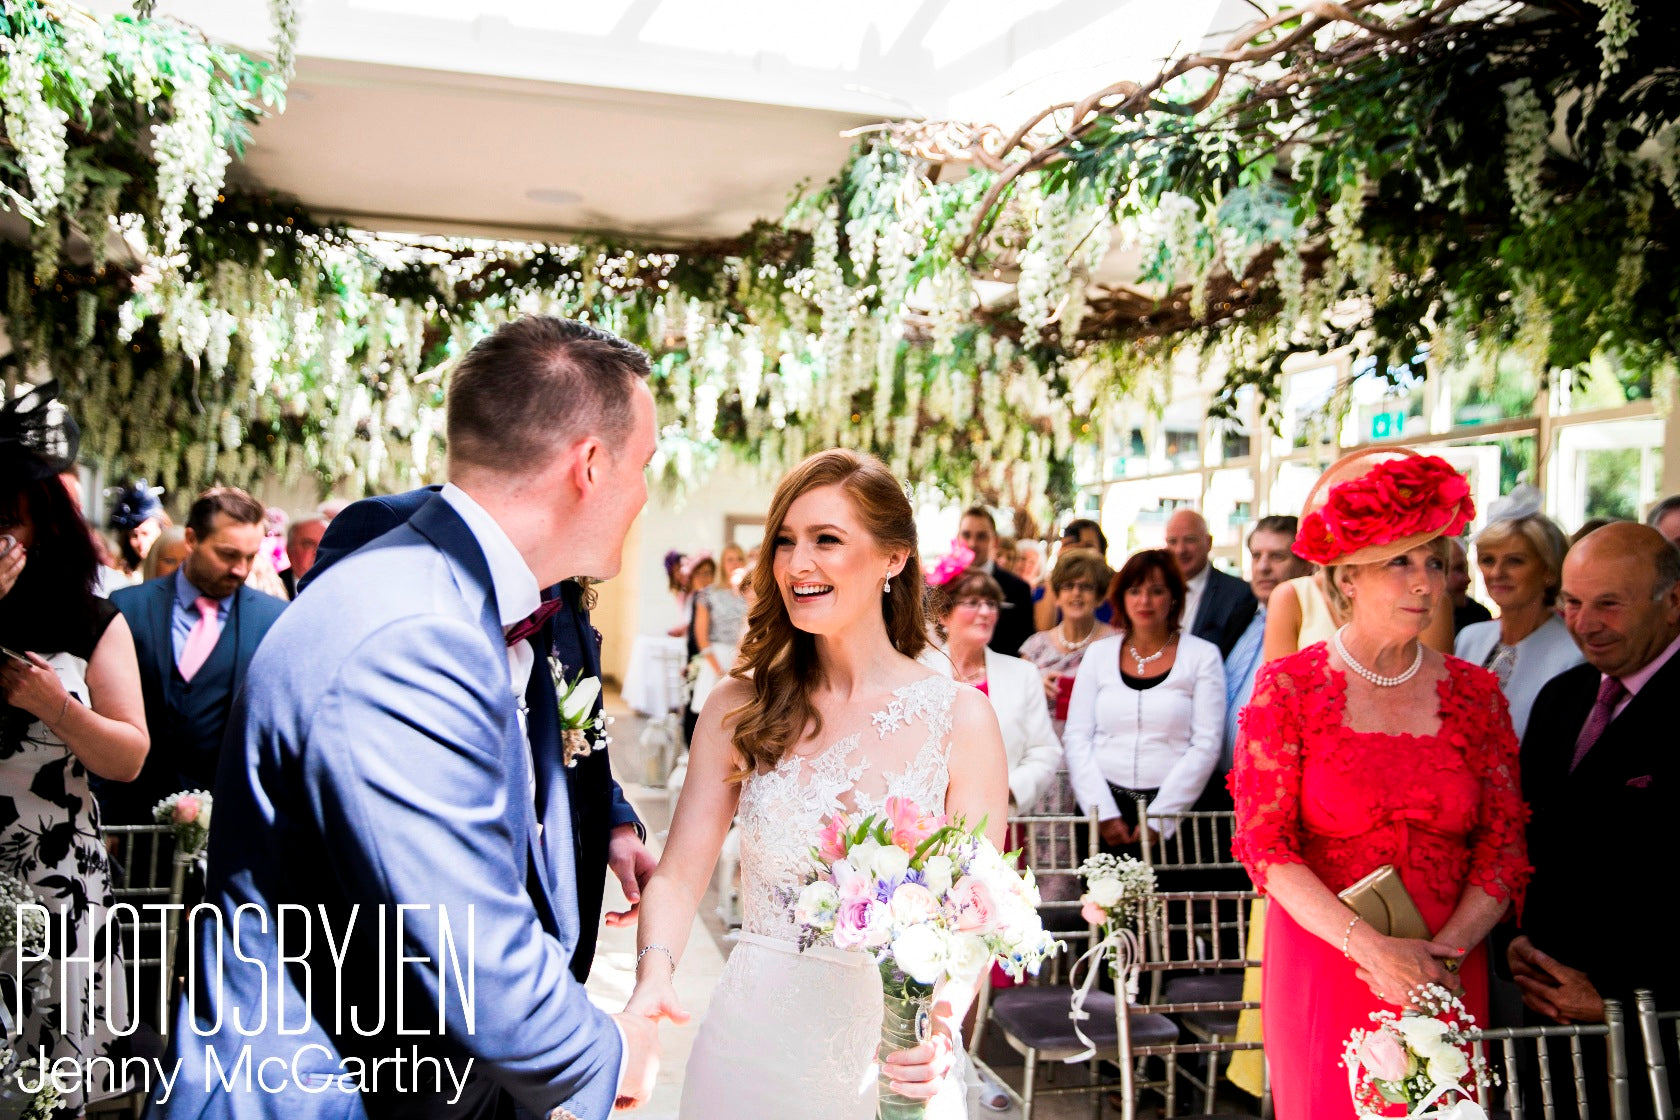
[
  {"left": 1086, "top": 875, "right": 1125, "bottom": 909},
  {"left": 1425, "top": 1045, "right": 1470, "bottom": 1087},
  {"left": 892, "top": 925, "right": 950, "bottom": 985},
  {"left": 1395, "top": 1016, "right": 1452, "bottom": 1059},
  {"left": 921, "top": 855, "right": 954, "bottom": 897},
  {"left": 795, "top": 881, "right": 840, "bottom": 927},
  {"left": 945, "top": 931, "right": 991, "bottom": 983},
  {"left": 872, "top": 843, "right": 910, "bottom": 881}
]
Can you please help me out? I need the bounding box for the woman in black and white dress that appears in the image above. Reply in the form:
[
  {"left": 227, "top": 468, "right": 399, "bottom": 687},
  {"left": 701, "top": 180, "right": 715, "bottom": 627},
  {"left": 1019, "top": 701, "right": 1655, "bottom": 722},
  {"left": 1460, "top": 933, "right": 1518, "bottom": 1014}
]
[{"left": 0, "top": 386, "right": 149, "bottom": 1114}]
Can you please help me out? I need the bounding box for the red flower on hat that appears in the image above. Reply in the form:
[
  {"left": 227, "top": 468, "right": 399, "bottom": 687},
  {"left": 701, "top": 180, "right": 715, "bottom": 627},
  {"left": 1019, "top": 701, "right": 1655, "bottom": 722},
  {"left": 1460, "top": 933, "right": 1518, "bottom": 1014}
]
[{"left": 1294, "top": 455, "right": 1475, "bottom": 564}]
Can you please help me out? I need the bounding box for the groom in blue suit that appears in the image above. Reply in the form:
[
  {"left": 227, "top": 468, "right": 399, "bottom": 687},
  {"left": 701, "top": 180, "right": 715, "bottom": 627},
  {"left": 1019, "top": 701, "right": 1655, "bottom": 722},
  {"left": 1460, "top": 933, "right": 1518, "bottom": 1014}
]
[
  {"left": 157, "top": 317, "right": 663, "bottom": 1119},
  {"left": 299, "top": 486, "right": 650, "bottom": 982}
]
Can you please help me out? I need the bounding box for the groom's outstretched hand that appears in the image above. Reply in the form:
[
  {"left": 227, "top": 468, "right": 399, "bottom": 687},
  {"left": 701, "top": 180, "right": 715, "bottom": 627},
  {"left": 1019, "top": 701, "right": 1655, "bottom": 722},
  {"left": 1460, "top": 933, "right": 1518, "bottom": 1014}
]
[
  {"left": 611, "top": 1011, "right": 661, "bottom": 1110},
  {"left": 605, "top": 824, "right": 658, "bottom": 927}
]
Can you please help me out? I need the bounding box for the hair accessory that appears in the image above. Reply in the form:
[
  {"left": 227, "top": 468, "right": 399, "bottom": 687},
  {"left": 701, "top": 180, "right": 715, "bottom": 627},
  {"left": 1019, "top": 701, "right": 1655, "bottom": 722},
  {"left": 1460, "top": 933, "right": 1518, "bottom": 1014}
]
[
  {"left": 1293, "top": 447, "right": 1475, "bottom": 566},
  {"left": 663, "top": 549, "right": 685, "bottom": 575},
  {"left": 1477, "top": 484, "right": 1543, "bottom": 536},
  {"left": 677, "top": 550, "right": 713, "bottom": 581},
  {"left": 925, "top": 539, "right": 976, "bottom": 588},
  {"left": 107, "top": 479, "right": 166, "bottom": 531},
  {"left": 0, "top": 379, "right": 80, "bottom": 478}
]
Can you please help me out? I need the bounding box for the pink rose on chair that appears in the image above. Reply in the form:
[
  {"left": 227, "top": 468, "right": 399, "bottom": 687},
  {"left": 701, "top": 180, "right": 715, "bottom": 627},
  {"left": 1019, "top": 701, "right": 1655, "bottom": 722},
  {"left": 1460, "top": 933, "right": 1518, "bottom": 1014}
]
[
  {"left": 172, "top": 795, "right": 202, "bottom": 825},
  {"left": 1360, "top": 1026, "right": 1413, "bottom": 1083},
  {"left": 1081, "top": 900, "right": 1108, "bottom": 926},
  {"left": 884, "top": 797, "right": 944, "bottom": 853},
  {"left": 948, "top": 879, "right": 998, "bottom": 933}
]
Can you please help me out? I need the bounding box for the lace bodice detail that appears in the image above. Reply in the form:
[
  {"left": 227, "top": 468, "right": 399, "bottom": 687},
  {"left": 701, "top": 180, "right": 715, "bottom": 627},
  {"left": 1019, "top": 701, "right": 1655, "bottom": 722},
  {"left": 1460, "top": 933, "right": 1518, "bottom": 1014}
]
[
  {"left": 1229, "top": 644, "right": 1531, "bottom": 912},
  {"left": 736, "top": 675, "right": 960, "bottom": 941}
]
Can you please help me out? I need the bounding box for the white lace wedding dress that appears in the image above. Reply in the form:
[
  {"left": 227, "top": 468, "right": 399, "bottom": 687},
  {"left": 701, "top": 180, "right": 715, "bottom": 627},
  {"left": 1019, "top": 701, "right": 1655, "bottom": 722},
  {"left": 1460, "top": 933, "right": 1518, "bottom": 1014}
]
[{"left": 679, "top": 674, "right": 970, "bottom": 1119}]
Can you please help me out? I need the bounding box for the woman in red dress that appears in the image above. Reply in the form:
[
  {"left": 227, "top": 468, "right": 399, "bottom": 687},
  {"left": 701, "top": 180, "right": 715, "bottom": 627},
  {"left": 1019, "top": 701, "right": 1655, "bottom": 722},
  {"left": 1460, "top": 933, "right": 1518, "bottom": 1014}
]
[{"left": 1231, "top": 448, "right": 1531, "bottom": 1120}]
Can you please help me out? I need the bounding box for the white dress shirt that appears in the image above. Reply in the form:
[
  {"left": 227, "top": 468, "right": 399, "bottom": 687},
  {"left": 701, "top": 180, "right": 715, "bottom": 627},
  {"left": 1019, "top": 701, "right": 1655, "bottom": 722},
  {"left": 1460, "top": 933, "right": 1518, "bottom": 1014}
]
[
  {"left": 921, "top": 648, "right": 1064, "bottom": 811},
  {"left": 1180, "top": 565, "right": 1211, "bottom": 633},
  {"left": 439, "top": 484, "right": 628, "bottom": 1095},
  {"left": 1062, "top": 634, "right": 1226, "bottom": 826}
]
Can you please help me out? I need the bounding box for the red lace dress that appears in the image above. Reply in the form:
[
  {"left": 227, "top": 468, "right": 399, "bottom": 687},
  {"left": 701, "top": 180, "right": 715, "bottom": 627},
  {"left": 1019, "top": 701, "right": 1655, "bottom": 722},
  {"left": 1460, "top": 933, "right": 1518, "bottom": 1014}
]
[{"left": 1230, "top": 645, "right": 1530, "bottom": 1120}]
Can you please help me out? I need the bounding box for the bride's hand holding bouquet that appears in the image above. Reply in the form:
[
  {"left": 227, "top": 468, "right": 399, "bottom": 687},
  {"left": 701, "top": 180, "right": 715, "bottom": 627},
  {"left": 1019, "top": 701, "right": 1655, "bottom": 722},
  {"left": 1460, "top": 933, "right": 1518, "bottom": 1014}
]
[{"left": 797, "top": 797, "right": 1062, "bottom": 1116}]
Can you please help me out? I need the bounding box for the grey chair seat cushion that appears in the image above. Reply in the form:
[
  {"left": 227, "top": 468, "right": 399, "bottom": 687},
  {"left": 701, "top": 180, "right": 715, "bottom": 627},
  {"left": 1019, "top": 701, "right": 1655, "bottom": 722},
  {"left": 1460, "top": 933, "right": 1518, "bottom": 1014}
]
[
  {"left": 991, "top": 986, "right": 1179, "bottom": 1059},
  {"left": 1163, "top": 973, "right": 1244, "bottom": 1037}
]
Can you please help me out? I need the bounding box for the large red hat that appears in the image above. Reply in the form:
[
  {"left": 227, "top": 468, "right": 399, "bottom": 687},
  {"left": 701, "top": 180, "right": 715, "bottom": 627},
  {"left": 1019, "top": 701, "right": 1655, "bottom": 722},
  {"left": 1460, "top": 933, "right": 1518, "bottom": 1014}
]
[{"left": 1293, "top": 447, "right": 1475, "bottom": 566}]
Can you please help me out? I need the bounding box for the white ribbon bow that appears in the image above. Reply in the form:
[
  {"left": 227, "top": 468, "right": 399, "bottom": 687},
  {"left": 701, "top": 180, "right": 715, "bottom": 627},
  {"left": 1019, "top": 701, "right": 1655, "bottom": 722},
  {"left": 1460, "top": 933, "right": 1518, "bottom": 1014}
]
[{"left": 1065, "top": 923, "right": 1142, "bottom": 1063}]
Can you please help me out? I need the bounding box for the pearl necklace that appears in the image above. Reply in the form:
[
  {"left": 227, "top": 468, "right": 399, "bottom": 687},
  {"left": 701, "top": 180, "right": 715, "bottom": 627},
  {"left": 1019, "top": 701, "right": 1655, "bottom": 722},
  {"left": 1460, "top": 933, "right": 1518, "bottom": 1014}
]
[
  {"left": 1128, "top": 635, "right": 1172, "bottom": 672},
  {"left": 1058, "top": 621, "right": 1097, "bottom": 653},
  {"left": 1332, "top": 626, "right": 1423, "bottom": 687}
]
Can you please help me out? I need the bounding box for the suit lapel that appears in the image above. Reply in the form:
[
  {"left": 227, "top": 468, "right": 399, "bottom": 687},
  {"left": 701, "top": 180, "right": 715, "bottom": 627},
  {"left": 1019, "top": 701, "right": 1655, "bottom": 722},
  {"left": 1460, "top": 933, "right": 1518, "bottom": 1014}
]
[
  {"left": 149, "top": 577, "right": 176, "bottom": 684},
  {"left": 408, "top": 496, "right": 574, "bottom": 941}
]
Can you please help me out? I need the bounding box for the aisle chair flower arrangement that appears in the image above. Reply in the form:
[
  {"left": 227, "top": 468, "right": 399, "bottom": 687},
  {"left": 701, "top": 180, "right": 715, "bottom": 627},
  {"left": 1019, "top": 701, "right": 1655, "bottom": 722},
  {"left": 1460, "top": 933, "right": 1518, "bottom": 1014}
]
[
  {"left": 1067, "top": 853, "right": 1158, "bottom": 1058},
  {"left": 154, "top": 789, "right": 213, "bottom": 862},
  {"left": 793, "top": 797, "right": 1062, "bottom": 1118},
  {"left": 1343, "top": 984, "right": 1496, "bottom": 1120}
]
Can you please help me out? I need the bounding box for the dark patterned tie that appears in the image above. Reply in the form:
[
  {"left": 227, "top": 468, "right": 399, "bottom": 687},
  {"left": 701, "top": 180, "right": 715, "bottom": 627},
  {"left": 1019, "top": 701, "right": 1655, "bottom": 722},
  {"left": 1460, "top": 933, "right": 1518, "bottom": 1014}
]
[
  {"left": 504, "top": 599, "right": 565, "bottom": 647},
  {"left": 1569, "top": 675, "right": 1628, "bottom": 772}
]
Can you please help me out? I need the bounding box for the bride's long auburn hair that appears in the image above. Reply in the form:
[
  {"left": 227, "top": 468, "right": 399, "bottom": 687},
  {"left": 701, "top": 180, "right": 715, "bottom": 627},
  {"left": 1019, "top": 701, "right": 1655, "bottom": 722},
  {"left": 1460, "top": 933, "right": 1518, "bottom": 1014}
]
[{"left": 728, "top": 450, "right": 927, "bottom": 775}]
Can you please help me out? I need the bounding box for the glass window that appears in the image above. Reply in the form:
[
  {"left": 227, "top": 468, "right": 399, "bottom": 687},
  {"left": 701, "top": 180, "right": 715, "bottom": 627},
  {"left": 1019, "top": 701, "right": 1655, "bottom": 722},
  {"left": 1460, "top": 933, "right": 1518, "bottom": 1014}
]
[
  {"left": 1441, "top": 432, "right": 1539, "bottom": 524},
  {"left": 1550, "top": 417, "right": 1665, "bottom": 532},
  {"left": 1205, "top": 468, "right": 1256, "bottom": 550},
  {"left": 1279, "top": 366, "right": 1340, "bottom": 451},
  {"left": 1445, "top": 351, "right": 1539, "bottom": 426},
  {"left": 1350, "top": 356, "right": 1426, "bottom": 444},
  {"left": 1565, "top": 354, "right": 1655, "bottom": 412}
]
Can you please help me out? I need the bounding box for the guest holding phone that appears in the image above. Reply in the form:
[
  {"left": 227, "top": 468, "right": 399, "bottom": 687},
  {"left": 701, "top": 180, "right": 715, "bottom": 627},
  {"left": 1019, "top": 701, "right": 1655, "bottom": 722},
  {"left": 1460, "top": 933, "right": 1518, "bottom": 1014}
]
[{"left": 0, "top": 383, "right": 149, "bottom": 1114}]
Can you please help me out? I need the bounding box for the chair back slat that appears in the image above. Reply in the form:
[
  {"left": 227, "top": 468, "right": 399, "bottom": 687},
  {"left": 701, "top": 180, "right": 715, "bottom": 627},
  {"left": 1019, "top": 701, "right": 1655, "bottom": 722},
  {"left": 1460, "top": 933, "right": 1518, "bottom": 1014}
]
[
  {"left": 1636, "top": 989, "right": 1675, "bottom": 1120},
  {"left": 1137, "top": 798, "right": 1241, "bottom": 873},
  {"left": 1457, "top": 999, "right": 1630, "bottom": 1120}
]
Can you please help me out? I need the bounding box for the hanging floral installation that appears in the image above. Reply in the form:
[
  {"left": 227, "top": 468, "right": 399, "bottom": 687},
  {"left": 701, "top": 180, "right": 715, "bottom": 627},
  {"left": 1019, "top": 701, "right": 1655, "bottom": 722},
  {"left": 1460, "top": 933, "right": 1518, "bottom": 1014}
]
[{"left": 2, "top": 0, "right": 1674, "bottom": 512}]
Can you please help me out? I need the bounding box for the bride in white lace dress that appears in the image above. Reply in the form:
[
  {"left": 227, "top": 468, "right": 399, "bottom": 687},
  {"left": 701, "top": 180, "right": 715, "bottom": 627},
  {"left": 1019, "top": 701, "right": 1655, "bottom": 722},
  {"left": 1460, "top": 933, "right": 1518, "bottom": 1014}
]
[{"left": 627, "top": 450, "right": 1008, "bottom": 1119}]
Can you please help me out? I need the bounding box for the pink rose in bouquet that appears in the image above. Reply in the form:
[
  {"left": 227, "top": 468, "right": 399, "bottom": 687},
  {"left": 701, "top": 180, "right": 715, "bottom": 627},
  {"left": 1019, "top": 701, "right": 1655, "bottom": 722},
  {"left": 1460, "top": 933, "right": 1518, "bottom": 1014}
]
[
  {"left": 833, "top": 896, "right": 890, "bottom": 950},
  {"left": 889, "top": 882, "right": 940, "bottom": 927},
  {"left": 948, "top": 878, "right": 997, "bottom": 933},
  {"left": 172, "top": 795, "right": 202, "bottom": 825},
  {"left": 1360, "top": 1027, "right": 1411, "bottom": 1083}
]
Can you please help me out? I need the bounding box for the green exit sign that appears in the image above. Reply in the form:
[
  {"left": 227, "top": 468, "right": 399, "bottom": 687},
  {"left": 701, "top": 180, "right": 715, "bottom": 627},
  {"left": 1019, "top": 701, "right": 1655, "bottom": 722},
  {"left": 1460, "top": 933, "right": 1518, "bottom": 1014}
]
[{"left": 1370, "top": 410, "right": 1409, "bottom": 440}]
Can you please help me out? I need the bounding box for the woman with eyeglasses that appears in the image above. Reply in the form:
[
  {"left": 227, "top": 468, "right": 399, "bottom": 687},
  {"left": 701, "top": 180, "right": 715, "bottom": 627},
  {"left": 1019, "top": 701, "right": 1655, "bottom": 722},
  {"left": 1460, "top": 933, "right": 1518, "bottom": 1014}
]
[
  {"left": 1063, "top": 549, "right": 1225, "bottom": 852},
  {"left": 927, "top": 569, "right": 1063, "bottom": 814},
  {"left": 1018, "top": 549, "right": 1117, "bottom": 737}
]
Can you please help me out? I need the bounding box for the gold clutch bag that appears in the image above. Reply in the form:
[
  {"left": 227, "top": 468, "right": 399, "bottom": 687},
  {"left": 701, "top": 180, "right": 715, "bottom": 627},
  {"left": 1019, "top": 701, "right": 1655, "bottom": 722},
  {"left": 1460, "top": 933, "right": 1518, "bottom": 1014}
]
[{"left": 1337, "top": 864, "right": 1430, "bottom": 940}]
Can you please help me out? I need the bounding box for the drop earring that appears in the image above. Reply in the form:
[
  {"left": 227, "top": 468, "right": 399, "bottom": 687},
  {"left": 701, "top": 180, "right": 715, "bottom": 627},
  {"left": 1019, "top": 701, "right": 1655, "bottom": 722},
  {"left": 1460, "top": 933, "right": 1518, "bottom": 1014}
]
[{"left": 883, "top": 572, "right": 893, "bottom": 595}]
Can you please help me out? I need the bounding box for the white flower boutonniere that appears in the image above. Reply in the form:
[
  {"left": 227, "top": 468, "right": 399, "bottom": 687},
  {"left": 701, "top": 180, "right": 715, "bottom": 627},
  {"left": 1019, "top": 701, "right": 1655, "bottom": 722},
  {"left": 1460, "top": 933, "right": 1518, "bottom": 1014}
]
[{"left": 551, "top": 659, "right": 612, "bottom": 767}]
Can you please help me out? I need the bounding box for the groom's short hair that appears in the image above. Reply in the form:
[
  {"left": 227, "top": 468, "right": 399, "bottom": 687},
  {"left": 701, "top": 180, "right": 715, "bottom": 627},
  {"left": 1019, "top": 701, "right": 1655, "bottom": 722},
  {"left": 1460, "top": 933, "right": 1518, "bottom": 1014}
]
[{"left": 445, "top": 316, "right": 651, "bottom": 472}]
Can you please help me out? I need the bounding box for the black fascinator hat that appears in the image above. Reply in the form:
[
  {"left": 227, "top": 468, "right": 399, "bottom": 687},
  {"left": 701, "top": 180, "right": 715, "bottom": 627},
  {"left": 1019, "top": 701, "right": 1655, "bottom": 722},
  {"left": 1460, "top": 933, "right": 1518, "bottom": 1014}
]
[
  {"left": 0, "top": 379, "right": 80, "bottom": 479},
  {"left": 108, "top": 478, "right": 167, "bottom": 532}
]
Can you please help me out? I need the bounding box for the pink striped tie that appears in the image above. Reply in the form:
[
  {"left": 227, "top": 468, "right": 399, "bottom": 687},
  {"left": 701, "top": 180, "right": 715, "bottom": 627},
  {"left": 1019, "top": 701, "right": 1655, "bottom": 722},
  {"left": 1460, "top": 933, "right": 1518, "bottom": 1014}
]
[
  {"left": 1569, "top": 675, "right": 1627, "bottom": 772},
  {"left": 178, "top": 596, "right": 222, "bottom": 682}
]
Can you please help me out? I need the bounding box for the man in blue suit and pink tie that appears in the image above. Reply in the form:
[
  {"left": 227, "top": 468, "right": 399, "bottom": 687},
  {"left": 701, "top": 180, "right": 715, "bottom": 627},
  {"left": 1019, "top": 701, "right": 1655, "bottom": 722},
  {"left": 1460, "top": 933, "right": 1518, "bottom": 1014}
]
[{"left": 157, "top": 317, "right": 663, "bottom": 1119}]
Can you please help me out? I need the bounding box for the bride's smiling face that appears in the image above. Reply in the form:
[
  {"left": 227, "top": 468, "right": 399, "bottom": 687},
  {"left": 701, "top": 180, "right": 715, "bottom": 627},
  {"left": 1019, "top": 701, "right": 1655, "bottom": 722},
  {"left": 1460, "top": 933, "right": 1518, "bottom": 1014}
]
[{"left": 773, "top": 483, "right": 900, "bottom": 637}]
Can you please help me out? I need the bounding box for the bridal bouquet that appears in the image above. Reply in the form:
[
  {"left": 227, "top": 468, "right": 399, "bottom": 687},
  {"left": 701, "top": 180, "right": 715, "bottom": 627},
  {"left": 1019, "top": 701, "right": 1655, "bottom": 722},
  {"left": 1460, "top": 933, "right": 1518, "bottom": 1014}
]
[
  {"left": 794, "top": 798, "right": 1061, "bottom": 1119},
  {"left": 1344, "top": 985, "right": 1493, "bottom": 1120}
]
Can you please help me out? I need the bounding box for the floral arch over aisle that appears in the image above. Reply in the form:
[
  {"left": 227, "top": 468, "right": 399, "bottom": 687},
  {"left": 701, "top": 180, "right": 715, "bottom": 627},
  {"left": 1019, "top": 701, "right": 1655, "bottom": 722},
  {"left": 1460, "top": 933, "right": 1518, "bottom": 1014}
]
[{"left": 1, "top": 0, "right": 1674, "bottom": 519}]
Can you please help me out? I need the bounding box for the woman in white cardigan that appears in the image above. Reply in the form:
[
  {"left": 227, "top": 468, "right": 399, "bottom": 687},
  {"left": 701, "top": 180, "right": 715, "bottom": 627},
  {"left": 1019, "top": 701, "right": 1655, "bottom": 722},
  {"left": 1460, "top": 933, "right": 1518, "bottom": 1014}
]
[
  {"left": 925, "top": 568, "right": 1063, "bottom": 812},
  {"left": 1064, "top": 549, "right": 1225, "bottom": 849}
]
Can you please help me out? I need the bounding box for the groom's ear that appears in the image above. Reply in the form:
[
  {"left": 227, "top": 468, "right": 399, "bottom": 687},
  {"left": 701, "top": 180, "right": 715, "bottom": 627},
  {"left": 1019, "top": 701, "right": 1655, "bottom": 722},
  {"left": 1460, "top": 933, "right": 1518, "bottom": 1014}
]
[{"left": 567, "top": 437, "right": 606, "bottom": 495}]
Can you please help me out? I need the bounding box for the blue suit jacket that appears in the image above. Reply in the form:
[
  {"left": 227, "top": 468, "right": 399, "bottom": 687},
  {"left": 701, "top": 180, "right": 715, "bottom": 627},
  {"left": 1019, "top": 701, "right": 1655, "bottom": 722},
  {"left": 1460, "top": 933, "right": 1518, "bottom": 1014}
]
[
  {"left": 303, "top": 487, "right": 639, "bottom": 979},
  {"left": 158, "top": 495, "right": 622, "bottom": 1120},
  {"left": 107, "top": 577, "right": 287, "bottom": 823}
]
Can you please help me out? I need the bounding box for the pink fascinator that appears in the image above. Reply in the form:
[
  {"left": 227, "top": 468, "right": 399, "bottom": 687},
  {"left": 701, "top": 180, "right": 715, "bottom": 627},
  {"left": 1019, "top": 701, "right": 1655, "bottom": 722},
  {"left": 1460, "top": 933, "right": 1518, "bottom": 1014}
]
[{"left": 925, "top": 540, "right": 975, "bottom": 588}]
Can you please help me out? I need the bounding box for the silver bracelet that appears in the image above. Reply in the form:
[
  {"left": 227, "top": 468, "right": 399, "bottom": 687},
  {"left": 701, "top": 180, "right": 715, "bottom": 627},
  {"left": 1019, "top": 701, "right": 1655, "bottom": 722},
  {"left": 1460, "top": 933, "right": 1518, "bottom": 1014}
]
[
  {"left": 1341, "top": 914, "right": 1363, "bottom": 960},
  {"left": 46, "top": 693, "right": 71, "bottom": 729},
  {"left": 637, "top": 943, "right": 676, "bottom": 972}
]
